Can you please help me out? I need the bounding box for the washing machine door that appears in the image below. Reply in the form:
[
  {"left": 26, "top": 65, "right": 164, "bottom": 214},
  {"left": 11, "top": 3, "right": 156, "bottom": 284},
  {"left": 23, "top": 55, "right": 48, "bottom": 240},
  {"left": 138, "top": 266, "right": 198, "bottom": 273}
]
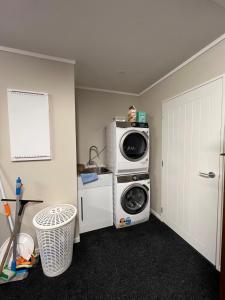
[
  {"left": 120, "top": 130, "right": 148, "bottom": 161},
  {"left": 121, "top": 183, "right": 149, "bottom": 215}
]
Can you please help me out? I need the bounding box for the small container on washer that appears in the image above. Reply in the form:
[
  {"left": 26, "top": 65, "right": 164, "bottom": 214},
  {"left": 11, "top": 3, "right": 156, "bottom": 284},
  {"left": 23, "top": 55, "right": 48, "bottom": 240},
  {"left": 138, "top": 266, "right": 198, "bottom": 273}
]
[
  {"left": 128, "top": 105, "right": 136, "bottom": 122},
  {"left": 136, "top": 111, "right": 147, "bottom": 123}
]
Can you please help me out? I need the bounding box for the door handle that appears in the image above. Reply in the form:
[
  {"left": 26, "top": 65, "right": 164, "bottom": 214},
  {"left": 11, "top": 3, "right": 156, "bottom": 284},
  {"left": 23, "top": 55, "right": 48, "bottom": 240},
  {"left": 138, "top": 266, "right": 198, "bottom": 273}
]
[{"left": 199, "top": 171, "right": 216, "bottom": 178}]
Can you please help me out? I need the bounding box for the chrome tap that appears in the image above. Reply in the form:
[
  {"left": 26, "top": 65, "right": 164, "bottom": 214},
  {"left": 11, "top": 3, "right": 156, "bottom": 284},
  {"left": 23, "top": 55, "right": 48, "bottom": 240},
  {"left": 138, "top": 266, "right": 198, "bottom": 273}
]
[{"left": 88, "top": 145, "right": 99, "bottom": 167}]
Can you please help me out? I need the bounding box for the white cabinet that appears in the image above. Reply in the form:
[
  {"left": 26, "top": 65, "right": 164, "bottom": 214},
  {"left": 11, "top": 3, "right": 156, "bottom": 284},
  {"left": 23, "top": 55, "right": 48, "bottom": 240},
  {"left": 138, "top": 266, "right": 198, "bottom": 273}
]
[{"left": 78, "top": 173, "right": 113, "bottom": 233}]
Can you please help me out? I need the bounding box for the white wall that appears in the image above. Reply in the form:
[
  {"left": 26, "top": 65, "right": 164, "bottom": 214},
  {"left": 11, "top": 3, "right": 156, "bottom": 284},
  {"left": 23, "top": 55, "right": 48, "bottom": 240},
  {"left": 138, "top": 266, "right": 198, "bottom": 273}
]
[
  {"left": 76, "top": 89, "right": 139, "bottom": 166},
  {"left": 0, "top": 51, "right": 77, "bottom": 246},
  {"left": 140, "top": 38, "right": 225, "bottom": 214}
]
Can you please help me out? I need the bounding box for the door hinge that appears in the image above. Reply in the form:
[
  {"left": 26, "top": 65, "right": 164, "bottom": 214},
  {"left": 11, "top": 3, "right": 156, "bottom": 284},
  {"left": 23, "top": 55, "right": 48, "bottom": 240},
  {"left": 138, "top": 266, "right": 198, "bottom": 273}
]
[
  {"left": 162, "top": 160, "right": 163, "bottom": 167},
  {"left": 161, "top": 207, "right": 163, "bottom": 214}
]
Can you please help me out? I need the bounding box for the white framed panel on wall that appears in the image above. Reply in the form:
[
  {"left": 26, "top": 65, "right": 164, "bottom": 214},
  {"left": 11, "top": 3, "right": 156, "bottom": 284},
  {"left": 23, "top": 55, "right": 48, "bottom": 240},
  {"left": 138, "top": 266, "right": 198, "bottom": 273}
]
[{"left": 7, "top": 89, "right": 51, "bottom": 161}]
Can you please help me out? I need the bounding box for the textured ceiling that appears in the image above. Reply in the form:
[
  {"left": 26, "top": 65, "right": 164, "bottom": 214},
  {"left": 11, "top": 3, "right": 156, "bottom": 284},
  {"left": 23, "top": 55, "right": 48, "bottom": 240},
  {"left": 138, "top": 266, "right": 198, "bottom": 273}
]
[{"left": 0, "top": 0, "right": 225, "bottom": 93}]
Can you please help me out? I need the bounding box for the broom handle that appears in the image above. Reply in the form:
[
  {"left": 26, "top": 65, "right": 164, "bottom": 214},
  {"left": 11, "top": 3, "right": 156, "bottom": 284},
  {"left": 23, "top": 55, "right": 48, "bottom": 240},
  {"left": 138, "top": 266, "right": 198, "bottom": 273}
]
[
  {"left": 0, "top": 177, "right": 14, "bottom": 232},
  {"left": 0, "top": 209, "right": 23, "bottom": 275}
]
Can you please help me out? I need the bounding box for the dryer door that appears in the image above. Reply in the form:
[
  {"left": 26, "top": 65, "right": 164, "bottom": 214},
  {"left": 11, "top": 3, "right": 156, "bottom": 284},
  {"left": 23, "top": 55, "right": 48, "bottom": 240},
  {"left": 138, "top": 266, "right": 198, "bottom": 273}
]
[
  {"left": 121, "top": 183, "right": 149, "bottom": 215},
  {"left": 120, "top": 130, "right": 148, "bottom": 161}
]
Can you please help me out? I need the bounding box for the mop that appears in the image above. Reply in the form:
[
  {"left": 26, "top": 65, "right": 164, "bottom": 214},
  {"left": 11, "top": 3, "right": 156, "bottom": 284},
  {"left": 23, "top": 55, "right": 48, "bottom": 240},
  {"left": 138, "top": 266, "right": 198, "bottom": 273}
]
[
  {"left": 0, "top": 191, "right": 43, "bottom": 282},
  {"left": 0, "top": 177, "right": 22, "bottom": 281},
  {"left": 0, "top": 171, "right": 15, "bottom": 281},
  {"left": 0, "top": 197, "right": 43, "bottom": 282}
]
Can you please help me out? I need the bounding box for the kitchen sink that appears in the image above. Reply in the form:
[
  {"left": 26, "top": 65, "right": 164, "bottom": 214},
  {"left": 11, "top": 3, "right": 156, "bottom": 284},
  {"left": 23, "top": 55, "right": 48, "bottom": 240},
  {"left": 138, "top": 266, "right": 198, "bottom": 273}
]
[{"left": 79, "top": 167, "right": 111, "bottom": 175}]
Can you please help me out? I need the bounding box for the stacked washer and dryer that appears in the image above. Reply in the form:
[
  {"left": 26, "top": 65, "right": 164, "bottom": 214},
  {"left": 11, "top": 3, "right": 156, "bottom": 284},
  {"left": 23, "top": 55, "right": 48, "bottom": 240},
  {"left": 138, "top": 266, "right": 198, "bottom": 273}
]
[{"left": 106, "top": 121, "right": 150, "bottom": 228}]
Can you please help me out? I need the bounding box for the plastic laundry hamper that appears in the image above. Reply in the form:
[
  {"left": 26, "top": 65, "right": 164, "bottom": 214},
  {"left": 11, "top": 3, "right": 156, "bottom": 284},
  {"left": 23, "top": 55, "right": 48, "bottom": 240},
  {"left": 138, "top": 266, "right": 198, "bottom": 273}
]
[{"left": 33, "top": 204, "right": 77, "bottom": 277}]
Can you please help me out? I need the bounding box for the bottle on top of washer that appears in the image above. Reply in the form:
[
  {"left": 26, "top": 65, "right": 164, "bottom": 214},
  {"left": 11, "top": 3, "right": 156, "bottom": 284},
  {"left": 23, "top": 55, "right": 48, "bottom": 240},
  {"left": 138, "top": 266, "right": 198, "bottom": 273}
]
[{"left": 128, "top": 105, "right": 136, "bottom": 122}]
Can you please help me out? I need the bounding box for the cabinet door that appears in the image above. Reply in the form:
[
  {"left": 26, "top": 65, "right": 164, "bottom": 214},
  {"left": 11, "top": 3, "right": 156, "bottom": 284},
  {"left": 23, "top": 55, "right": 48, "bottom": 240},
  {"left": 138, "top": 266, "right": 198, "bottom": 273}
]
[{"left": 79, "top": 186, "right": 113, "bottom": 234}]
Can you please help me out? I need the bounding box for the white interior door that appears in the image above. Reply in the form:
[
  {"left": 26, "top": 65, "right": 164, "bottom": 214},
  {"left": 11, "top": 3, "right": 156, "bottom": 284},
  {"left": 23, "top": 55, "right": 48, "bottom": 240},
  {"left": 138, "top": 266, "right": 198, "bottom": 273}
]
[{"left": 162, "top": 78, "right": 223, "bottom": 265}]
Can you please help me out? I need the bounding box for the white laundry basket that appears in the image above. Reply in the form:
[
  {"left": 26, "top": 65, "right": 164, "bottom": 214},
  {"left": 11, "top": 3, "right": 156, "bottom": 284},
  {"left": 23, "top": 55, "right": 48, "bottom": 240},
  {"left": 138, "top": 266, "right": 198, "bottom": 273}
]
[{"left": 33, "top": 204, "right": 77, "bottom": 277}]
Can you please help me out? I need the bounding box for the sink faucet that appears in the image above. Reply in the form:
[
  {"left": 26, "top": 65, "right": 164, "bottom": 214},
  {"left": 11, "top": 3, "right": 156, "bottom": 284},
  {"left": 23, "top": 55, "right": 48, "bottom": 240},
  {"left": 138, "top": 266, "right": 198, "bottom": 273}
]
[{"left": 88, "top": 145, "right": 99, "bottom": 167}]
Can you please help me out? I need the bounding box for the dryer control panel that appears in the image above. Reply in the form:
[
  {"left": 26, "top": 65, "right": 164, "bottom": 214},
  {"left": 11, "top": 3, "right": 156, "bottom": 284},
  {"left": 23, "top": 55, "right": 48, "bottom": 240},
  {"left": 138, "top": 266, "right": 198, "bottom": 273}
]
[
  {"left": 131, "top": 122, "right": 148, "bottom": 128},
  {"left": 116, "top": 121, "right": 149, "bottom": 128}
]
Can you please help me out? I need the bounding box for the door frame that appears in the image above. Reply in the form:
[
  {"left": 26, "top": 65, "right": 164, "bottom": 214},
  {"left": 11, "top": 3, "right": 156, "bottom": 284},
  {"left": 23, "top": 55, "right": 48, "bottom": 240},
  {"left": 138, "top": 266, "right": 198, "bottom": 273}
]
[
  {"left": 220, "top": 163, "right": 225, "bottom": 299},
  {"left": 161, "top": 74, "right": 225, "bottom": 271}
]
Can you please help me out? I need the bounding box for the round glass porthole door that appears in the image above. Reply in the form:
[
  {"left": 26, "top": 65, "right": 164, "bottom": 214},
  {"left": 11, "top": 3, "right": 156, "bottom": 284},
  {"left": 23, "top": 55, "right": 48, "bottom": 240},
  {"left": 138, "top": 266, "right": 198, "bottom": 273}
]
[
  {"left": 120, "top": 131, "right": 148, "bottom": 161},
  {"left": 121, "top": 184, "right": 148, "bottom": 215}
]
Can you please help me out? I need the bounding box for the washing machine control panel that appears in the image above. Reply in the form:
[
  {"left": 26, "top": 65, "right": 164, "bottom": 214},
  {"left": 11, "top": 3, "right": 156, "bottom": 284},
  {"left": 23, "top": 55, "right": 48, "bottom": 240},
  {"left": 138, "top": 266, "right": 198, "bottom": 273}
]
[{"left": 117, "top": 173, "right": 149, "bottom": 183}]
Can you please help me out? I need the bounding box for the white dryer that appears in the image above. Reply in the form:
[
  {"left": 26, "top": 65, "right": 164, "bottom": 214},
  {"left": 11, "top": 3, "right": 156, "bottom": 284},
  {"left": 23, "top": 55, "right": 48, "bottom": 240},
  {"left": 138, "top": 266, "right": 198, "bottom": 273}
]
[
  {"left": 113, "top": 173, "right": 150, "bottom": 228},
  {"left": 106, "top": 121, "right": 149, "bottom": 174}
]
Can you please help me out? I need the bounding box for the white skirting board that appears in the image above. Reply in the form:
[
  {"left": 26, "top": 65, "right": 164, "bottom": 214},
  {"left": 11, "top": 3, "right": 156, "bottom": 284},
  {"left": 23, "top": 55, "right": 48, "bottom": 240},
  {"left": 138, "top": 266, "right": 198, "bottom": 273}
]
[
  {"left": 151, "top": 209, "right": 162, "bottom": 221},
  {"left": 74, "top": 236, "right": 80, "bottom": 243}
]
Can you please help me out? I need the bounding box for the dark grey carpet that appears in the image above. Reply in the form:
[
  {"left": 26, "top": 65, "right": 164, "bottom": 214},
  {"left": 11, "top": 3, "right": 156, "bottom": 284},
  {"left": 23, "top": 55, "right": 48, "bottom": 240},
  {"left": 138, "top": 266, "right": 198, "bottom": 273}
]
[{"left": 1, "top": 215, "right": 219, "bottom": 299}]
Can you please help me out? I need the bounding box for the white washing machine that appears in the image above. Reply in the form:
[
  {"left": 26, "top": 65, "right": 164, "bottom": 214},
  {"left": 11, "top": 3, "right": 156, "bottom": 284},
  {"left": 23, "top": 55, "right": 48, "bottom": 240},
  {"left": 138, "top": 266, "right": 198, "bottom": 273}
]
[
  {"left": 106, "top": 121, "right": 149, "bottom": 174},
  {"left": 113, "top": 173, "right": 150, "bottom": 228}
]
